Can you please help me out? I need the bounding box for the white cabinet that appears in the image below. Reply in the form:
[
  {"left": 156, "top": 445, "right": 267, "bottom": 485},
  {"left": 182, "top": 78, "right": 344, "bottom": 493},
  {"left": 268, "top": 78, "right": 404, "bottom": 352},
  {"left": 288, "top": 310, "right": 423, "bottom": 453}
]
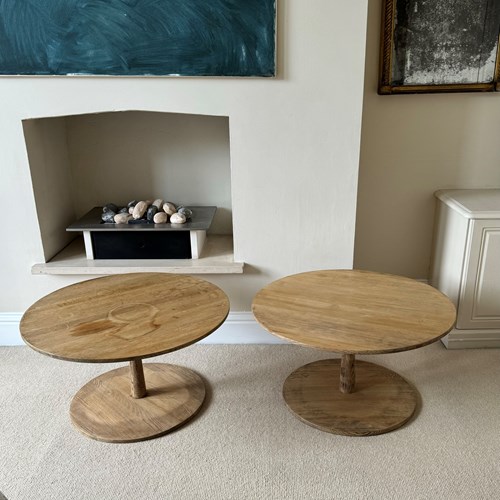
[{"left": 430, "top": 189, "right": 500, "bottom": 348}]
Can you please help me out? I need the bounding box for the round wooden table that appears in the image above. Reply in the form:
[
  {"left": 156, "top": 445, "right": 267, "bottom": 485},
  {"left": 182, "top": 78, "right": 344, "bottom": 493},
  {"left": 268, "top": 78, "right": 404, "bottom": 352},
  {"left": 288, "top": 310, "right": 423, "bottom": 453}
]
[
  {"left": 252, "top": 270, "right": 456, "bottom": 436},
  {"left": 20, "top": 273, "right": 229, "bottom": 443}
]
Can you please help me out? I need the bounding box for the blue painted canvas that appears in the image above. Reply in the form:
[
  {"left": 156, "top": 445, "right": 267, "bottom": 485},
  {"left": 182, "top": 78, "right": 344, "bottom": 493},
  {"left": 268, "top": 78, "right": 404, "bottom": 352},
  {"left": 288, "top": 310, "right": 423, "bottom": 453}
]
[{"left": 0, "top": 0, "right": 275, "bottom": 76}]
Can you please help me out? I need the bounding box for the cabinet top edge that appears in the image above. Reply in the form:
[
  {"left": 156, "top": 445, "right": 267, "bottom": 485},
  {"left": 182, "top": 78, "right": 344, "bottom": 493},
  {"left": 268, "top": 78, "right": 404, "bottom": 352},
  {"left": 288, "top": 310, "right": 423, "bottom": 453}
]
[{"left": 435, "top": 189, "right": 500, "bottom": 219}]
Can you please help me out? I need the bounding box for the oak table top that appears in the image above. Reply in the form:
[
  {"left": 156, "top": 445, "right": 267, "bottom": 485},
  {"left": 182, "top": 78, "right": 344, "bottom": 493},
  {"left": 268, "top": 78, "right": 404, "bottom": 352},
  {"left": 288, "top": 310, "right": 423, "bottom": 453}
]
[
  {"left": 252, "top": 269, "right": 456, "bottom": 354},
  {"left": 21, "top": 272, "right": 230, "bottom": 363},
  {"left": 252, "top": 269, "right": 457, "bottom": 436},
  {"left": 20, "top": 273, "right": 230, "bottom": 443}
]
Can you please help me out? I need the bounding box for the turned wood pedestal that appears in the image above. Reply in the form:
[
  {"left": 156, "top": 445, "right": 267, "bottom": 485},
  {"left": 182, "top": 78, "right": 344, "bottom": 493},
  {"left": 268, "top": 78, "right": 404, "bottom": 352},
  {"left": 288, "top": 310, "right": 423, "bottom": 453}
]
[
  {"left": 252, "top": 270, "right": 456, "bottom": 436},
  {"left": 20, "top": 273, "right": 229, "bottom": 443}
]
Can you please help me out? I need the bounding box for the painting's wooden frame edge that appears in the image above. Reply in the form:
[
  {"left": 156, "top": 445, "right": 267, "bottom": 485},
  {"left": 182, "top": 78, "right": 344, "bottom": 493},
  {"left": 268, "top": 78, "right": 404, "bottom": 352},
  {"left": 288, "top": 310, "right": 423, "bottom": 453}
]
[
  {"left": 378, "top": 0, "right": 396, "bottom": 94},
  {"left": 495, "top": 33, "right": 500, "bottom": 91},
  {"left": 380, "top": 83, "right": 495, "bottom": 95},
  {"left": 378, "top": 0, "right": 500, "bottom": 95}
]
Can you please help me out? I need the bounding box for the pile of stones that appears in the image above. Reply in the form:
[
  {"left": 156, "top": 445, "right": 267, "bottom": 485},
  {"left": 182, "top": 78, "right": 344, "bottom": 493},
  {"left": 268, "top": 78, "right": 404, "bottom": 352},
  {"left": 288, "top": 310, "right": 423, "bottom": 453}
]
[{"left": 101, "top": 200, "right": 193, "bottom": 225}]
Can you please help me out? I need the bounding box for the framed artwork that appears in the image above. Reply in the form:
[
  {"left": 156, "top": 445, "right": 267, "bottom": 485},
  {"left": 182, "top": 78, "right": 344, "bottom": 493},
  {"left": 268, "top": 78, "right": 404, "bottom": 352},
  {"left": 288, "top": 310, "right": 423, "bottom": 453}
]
[
  {"left": 379, "top": 0, "right": 500, "bottom": 94},
  {"left": 0, "top": 0, "right": 276, "bottom": 77}
]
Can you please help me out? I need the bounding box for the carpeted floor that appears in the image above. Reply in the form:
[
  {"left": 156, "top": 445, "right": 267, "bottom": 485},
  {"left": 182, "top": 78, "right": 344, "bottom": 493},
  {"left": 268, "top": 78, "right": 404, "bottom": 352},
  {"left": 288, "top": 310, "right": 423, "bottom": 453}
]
[{"left": 0, "top": 343, "right": 499, "bottom": 500}]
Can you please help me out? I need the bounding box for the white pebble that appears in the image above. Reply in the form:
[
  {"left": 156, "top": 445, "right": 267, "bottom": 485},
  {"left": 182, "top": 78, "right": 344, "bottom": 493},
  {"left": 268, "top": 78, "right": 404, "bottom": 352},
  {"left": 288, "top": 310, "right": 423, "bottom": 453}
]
[
  {"left": 153, "top": 212, "right": 168, "bottom": 223},
  {"left": 170, "top": 212, "right": 186, "bottom": 224},
  {"left": 152, "top": 199, "right": 164, "bottom": 210},
  {"left": 114, "top": 213, "right": 132, "bottom": 224},
  {"left": 163, "top": 202, "right": 176, "bottom": 215}
]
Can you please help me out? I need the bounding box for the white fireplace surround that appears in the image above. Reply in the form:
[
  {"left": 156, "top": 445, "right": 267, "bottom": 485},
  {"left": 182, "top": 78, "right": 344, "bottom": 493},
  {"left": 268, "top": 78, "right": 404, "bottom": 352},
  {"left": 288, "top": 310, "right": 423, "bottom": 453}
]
[{"left": 0, "top": 1, "right": 369, "bottom": 343}]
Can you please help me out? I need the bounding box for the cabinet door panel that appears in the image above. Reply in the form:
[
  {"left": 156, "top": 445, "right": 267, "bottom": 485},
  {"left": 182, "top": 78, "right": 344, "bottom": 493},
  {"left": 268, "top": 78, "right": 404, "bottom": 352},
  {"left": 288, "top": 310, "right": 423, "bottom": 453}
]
[{"left": 457, "top": 221, "right": 500, "bottom": 329}]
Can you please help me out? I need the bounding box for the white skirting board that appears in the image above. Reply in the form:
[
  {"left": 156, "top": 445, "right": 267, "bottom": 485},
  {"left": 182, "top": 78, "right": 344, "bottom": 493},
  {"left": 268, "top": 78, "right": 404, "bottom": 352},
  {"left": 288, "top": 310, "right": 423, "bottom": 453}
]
[
  {"left": 0, "top": 313, "right": 24, "bottom": 346},
  {"left": 5, "top": 311, "right": 499, "bottom": 348},
  {"left": 0, "top": 312, "right": 286, "bottom": 346},
  {"left": 441, "top": 328, "right": 500, "bottom": 349}
]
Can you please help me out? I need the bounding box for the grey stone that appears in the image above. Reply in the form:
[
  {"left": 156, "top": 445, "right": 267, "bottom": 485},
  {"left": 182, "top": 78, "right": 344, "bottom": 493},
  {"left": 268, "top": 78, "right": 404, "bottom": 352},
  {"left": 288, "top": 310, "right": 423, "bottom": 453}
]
[
  {"left": 147, "top": 205, "right": 158, "bottom": 221},
  {"left": 178, "top": 207, "right": 193, "bottom": 219},
  {"left": 103, "top": 203, "right": 118, "bottom": 213},
  {"left": 101, "top": 211, "right": 116, "bottom": 223}
]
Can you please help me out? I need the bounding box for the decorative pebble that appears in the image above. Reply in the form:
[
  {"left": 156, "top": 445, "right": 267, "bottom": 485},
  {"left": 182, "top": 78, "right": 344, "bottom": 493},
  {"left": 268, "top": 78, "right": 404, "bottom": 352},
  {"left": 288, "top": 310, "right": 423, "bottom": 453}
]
[
  {"left": 153, "top": 212, "right": 168, "bottom": 224},
  {"left": 114, "top": 213, "right": 132, "bottom": 224},
  {"left": 163, "top": 202, "right": 176, "bottom": 215},
  {"left": 101, "top": 198, "right": 195, "bottom": 225},
  {"left": 147, "top": 205, "right": 158, "bottom": 221},
  {"left": 177, "top": 207, "right": 193, "bottom": 219},
  {"left": 132, "top": 201, "right": 148, "bottom": 219},
  {"left": 101, "top": 211, "right": 115, "bottom": 223},
  {"left": 152, "top": 199, "right": 164, "bottom": 210},
  {"left": 170, "top": 212, "right": 187, "bottom": 224},
  {"left": 103, "top": 203, "right": 118, "bottom": 213}
]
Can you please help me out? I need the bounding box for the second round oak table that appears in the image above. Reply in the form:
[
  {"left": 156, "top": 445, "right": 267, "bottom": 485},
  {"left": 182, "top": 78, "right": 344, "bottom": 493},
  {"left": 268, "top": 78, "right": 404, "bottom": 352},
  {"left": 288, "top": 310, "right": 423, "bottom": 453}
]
[
  {"left": 20, "top": 273, "right": 229, "bottom": 443},
  {"left": 252, "top": 270, "right": 456, "bottom": 436}
]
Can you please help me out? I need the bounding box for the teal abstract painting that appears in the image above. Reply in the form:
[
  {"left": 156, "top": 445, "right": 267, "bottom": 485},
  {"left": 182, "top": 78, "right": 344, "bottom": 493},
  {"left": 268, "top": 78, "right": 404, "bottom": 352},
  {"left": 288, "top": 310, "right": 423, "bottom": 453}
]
[{"left": 0, "top": 0, "right": 276, "bottom": 76}]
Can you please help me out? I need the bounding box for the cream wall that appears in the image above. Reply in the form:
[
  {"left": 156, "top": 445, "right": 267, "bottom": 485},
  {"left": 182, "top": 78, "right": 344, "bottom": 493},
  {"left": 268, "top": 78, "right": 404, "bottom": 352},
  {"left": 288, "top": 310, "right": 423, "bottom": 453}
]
[
  {"left": 0, "top": 1, "right": 368, "bottom": 314},
  {"left": 354, "top": 0, "right": 500, "bottom": 279}
]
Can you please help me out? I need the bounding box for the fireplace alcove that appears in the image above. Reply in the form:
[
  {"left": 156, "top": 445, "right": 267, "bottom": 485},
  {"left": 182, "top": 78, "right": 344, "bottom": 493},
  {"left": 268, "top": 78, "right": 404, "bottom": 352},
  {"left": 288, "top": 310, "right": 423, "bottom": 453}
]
[{"left": 23, "top": 110, "right": 243, "bottom": 274}]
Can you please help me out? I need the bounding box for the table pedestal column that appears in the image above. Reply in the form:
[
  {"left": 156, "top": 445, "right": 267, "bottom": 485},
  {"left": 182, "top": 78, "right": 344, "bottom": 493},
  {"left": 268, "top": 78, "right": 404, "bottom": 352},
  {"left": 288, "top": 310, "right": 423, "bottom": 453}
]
[
  {"left": 70, "top": 363, "right": 206, "bottom": 443},
  {"left": 339, "top": 354, "right": 355, "bottom": 393},
  {"left": 130, "top": 359, "right": 147, "bottom": 398},
  {"left": 282, "top": 358, "right": 419, "bottom": 436}
]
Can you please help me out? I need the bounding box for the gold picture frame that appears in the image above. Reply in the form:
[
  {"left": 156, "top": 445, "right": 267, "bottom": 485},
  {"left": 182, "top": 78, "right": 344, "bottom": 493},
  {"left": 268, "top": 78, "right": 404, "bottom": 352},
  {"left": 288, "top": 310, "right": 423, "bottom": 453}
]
[{"left": 379, "top": 0, "right": 500, "bottom": 94}]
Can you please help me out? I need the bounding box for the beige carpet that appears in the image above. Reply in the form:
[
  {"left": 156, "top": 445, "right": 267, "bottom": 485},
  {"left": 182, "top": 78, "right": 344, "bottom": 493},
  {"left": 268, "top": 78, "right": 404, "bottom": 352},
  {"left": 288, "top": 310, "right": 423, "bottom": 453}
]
[{"left": 0, "top": 343, "right": 499, "bottom": 500}]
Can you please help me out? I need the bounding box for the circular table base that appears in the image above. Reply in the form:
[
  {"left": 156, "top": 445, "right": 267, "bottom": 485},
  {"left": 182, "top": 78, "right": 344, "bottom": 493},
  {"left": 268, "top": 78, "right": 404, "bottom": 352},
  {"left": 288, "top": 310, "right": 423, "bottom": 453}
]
[
  {"left": 283, "top": 359, "right": 418, "bottom": 436},
  {"left": 70, "top": 363, "right": 205, "bottom": 443}
]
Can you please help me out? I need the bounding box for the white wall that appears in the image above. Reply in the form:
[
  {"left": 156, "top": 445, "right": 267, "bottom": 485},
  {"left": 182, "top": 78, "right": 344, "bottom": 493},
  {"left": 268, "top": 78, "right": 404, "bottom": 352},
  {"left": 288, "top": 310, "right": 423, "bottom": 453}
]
[
  {"left": 354, "top": 0, "right": 500, "bottom": 279},
  {"left": 0, "top": 1, "right": 368, "bottom": 316}
]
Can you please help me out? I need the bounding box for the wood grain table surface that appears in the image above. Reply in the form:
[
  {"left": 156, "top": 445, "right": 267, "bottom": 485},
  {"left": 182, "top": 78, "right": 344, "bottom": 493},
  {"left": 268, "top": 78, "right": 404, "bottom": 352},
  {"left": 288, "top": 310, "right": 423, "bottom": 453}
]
[
  {"left": 20, "top": 272, "right": 230, "bottom": 363},
  {"left": 252, "top": 269, "right": 456, "bottom": 355}
]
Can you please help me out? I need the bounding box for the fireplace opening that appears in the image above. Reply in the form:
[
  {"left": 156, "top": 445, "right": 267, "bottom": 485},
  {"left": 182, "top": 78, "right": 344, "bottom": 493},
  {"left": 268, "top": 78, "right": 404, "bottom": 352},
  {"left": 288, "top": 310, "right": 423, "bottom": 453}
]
[{"left": 23, "top": 110, "right": 242, "bottom": 273}]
